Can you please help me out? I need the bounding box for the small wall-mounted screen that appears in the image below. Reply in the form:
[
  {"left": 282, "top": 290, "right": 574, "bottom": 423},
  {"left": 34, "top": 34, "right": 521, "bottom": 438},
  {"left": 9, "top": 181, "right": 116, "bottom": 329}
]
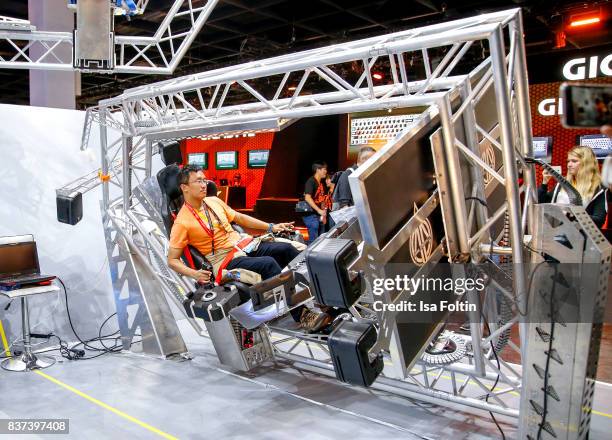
[
  {"left": 579, "top": 134, "right": 612, "bottom": 160},
  {"left": 532, "top": 136, "right": 553, "bottom": 163},
  {"left": 216, "top": 151, "right": 239, "bottom": 169},
  {"left": 188, "top": 152, "right": 208, "bottom": 169},
  {"left": 248, "top": 150, "right": 269, "bottom": 168}
]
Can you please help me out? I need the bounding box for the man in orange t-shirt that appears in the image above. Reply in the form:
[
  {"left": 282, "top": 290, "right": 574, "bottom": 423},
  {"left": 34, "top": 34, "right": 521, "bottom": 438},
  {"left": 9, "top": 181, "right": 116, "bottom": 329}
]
[{"left": 167, "top": 165, "right": 333, "bottom": 332}]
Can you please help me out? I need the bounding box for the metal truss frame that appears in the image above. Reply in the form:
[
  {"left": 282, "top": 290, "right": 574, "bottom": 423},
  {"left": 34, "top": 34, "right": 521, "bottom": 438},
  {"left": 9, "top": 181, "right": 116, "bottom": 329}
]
[
  {"left": 92, "top": 8, "right": 523, "bottom": 138},
  {"left": 62, "top": 6, "right": 583, "bottom": 425},
  {"left": 0, "top": 0, "right": 218, "bottom": 74}
]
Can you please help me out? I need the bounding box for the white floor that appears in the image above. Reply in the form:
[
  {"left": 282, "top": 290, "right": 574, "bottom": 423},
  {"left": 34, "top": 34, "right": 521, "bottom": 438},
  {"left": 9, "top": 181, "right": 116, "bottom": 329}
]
[{"left": 1, "top": 318, "right": 611, "bottom": 439}]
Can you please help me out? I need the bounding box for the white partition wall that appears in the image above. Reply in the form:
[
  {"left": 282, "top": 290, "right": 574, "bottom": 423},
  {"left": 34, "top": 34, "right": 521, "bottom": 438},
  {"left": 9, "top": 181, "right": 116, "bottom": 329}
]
[{"left": 0, "top": 103, "right": 118, "bottom": 351}]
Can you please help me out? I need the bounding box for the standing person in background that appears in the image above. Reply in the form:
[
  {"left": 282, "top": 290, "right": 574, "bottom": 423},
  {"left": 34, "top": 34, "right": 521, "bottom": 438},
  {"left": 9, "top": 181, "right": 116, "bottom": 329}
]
[
  {"left": 538, "top": 146, "right": 607, "bottom": 228},
  {"left": 303, "top": 161, "right": 333, "bottom": 245},
  {"left": 332, "top": 146, "right": 376, "bottom": 210}
]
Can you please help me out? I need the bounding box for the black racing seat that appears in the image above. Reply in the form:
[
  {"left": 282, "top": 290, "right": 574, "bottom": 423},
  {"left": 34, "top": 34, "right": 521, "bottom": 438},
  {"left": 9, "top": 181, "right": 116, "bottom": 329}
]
[
  {"left": 157, "top": 164, "right": 212, "bottom": 272},
  {"left": 156, "top": 164, "right": 252, "bottom": 302}
]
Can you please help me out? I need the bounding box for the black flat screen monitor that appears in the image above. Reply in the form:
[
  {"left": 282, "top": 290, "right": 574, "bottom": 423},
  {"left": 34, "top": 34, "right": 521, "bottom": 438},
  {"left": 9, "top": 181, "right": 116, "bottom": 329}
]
[
  {"left": 247, "top": 150, "right": 269, "bottom": 168},
  {"left": 187, "top": 152, "right": 208, "bottom": 169},
  {"left": 578, "top": 134, "right": 612, "bottom": 160},
  {"left": 216, "top": 151, "right": 239, "bottom": 170},
  {"left": 532, "top": 136, "right": 552, "bottom": 163}
]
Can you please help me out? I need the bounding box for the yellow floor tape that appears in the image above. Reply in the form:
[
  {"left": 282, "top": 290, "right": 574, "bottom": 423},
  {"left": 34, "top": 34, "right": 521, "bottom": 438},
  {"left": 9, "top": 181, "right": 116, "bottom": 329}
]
[
  {"left": 0, "top": 319, "right": 11, "bottom": 357},
  {"left": 34, "top": 370, "right": 178, "bottom": 440}
]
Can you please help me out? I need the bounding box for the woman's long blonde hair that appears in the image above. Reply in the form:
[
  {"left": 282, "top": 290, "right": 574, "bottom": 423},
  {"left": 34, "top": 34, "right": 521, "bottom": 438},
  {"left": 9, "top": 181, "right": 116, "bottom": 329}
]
[{"left": 567, "top": 146, "right": 601, "bottom": 202}]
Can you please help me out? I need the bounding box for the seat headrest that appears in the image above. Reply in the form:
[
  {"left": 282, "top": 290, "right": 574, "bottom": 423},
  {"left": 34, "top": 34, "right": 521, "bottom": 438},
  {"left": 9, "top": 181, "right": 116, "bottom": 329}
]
[
  {"left": 159, "top": 141, "right": 183, "bottom": 166},
  {"left": 157, "top": 164, "right": 182, "bottom": 201}
]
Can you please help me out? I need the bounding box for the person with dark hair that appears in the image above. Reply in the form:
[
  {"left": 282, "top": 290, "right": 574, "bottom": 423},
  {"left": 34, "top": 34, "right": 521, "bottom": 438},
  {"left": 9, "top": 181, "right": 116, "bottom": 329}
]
[
  {"left": 167, "top": 165, "right": 333, "bottom": 332},
  {"left": 332, "top": 146, "right": 376, "bottom": 210},
  {"left": 303, "top": 161, "right": 333, "bottom": 245}
]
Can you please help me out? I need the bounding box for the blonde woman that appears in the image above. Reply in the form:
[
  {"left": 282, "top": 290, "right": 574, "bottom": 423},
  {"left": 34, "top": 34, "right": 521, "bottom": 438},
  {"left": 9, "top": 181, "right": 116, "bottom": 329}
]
[{"left": 539, "top": 146, "right": 608, "bottom": 228}]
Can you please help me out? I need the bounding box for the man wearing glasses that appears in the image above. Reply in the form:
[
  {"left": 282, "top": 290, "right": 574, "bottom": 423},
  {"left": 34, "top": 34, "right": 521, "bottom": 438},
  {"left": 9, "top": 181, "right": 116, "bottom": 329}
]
[{"left": 167, "top": 165, "right": 333, "bottom": 332}]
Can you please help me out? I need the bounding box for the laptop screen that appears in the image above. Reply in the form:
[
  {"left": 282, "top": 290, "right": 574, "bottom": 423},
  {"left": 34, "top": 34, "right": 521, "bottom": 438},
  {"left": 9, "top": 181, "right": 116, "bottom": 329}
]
[{"left": 0, "top": 242, "right": 39, "bottom": 277}]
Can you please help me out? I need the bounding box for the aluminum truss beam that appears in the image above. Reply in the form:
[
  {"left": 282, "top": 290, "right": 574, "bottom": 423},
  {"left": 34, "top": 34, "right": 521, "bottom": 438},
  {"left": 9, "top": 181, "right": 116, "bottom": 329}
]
[
  {"left": 0, "top": 0, "right": 218, "bottom": 74},
  {"left": 91, "top": 9, "right": 520, "bottom": 139}
]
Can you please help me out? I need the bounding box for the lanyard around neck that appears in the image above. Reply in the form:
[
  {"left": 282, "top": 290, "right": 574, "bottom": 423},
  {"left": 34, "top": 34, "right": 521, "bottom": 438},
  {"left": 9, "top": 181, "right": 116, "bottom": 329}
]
[{"left": 184, "top": 201, "right": 220, "bottom": 255}]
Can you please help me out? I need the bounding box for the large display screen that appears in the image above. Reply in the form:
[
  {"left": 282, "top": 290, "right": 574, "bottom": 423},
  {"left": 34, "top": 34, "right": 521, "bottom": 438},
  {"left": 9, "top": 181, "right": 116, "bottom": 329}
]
[
  {"left": 247, "top": 150, "right": 269, "bottom": 168},
  {"left": 216, "top": 151, "right": 238, "bottom": 170},
  {"left": 188, "top": 152, "right": 208, "bottom": 169},
  {"left": 578, "top": 134, "right": 612, "bottom": 159}
]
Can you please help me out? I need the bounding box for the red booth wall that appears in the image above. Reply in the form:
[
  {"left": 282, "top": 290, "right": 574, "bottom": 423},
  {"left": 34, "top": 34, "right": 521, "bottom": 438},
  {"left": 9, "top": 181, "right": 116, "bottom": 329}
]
[{"left": 181, "top": 134, "right": 274, "bottom": 209}]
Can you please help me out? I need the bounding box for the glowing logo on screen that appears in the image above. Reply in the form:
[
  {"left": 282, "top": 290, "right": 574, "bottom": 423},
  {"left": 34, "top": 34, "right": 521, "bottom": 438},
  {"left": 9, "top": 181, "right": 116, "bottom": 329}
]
[{"left": 409, "top": 203, "right": 434, "bottom": 266}]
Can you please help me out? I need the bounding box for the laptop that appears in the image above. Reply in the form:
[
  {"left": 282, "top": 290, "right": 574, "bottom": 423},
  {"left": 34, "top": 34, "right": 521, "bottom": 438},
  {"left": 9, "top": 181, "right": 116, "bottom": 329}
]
[{"left": 0, "top": 235, "right": 56, "bottom": 289}]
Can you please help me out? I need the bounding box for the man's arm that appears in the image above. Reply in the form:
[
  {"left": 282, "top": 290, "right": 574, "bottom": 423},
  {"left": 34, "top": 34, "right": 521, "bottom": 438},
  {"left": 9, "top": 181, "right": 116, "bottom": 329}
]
[
  {"left": 303, "top": 178, "right": 324, "bottom": 215},
  {"left": 334, "top": 170, "right": 353, "bottom": 206},
  {"left": 167, "top": 247, "right": 211, "bottom": 283},
  {"left": 232, "top": 211, "right": 294, "bottom": 233},
  {"left": 304, "top": 194, "right": 324, "bottom": 216},
  {"left": 589, "top": 192, "right": 607, "bottom": 228}
]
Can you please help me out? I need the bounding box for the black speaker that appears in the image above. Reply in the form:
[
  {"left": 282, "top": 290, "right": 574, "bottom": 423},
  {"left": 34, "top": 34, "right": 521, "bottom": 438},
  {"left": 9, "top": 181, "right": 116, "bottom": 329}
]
[
  {"left": 159, "top": 141, "right": 182, "bottom": 165},
  {"left": 57, "top": 192, "right": 83, "bottom": 225}
]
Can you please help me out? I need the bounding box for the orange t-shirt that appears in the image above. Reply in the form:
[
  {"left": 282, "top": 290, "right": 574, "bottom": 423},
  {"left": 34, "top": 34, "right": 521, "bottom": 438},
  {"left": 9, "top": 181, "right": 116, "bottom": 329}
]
[{"left": 169, "top": 197, "right": 241, "bottom": 259}]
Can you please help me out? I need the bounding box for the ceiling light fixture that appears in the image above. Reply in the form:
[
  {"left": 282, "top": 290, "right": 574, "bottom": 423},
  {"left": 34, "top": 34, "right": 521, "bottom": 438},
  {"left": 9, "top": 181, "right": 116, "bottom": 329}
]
[{"left": 569, "top": 16, "right": 601, "bottom": 27}]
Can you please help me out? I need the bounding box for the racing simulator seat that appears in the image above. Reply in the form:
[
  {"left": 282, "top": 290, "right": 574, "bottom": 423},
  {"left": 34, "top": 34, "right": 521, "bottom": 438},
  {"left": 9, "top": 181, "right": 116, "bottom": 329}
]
[{"left": 156, "top": 164, "right": 314, "bottom": 371}]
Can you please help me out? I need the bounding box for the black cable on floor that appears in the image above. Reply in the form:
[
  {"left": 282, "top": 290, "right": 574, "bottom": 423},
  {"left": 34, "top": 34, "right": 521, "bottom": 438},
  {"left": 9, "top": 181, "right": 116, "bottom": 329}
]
[
  {"left": 483, "top": 319, "right": 507, "bottom": 440},
  {"left": 53, "top": 278, "right": 141, "bottom": 360}
]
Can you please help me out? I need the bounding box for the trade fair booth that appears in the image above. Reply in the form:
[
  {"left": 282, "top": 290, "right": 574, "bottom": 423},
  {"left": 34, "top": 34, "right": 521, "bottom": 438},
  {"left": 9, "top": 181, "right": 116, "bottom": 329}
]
[{"left": 0, "top": 2, "right": 611, "bottom": 439}]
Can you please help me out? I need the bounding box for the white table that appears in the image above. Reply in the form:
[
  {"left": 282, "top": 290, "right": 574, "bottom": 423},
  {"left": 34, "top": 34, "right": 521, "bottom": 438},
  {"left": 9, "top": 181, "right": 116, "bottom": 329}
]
[{"left": 1, "top": 284, "right": 60, "bottom": 372}]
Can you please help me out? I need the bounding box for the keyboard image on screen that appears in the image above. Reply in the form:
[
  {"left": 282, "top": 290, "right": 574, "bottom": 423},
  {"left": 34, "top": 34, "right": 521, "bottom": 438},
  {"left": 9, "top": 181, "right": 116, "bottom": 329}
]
[
  {"left": 350, "top": 114, "right": 420, "bottom": 146},
  {"left": 579, "top": 134, "right": 611, "bottom": 158}
]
